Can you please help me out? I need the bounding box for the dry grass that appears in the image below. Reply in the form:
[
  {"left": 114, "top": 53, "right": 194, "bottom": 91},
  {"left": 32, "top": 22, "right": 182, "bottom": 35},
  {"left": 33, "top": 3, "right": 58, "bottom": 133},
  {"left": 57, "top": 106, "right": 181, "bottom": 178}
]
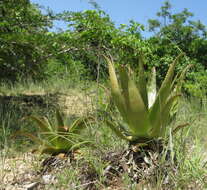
[
  {"left": 0, "top": 151, "right": 42, "bottom": 190},
  {"left": 0, "top": 84, "right": 206, "bottom": 190}
]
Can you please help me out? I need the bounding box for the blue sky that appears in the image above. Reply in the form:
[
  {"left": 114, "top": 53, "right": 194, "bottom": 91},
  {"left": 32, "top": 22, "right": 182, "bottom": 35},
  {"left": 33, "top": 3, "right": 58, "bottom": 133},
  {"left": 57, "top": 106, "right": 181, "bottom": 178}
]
[{"left": 31, "top": 0, "right": 207, "bottom": 36}]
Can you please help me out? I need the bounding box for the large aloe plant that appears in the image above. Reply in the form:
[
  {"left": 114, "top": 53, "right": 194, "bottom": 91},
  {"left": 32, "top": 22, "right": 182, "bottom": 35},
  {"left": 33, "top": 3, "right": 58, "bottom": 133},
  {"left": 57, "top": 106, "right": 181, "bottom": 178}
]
[
  {"left": 16, "top": 110, "right": 93, "bottom": 155},
  {"left": 105, "top": 54, "right": 191, "bottom": 144}
]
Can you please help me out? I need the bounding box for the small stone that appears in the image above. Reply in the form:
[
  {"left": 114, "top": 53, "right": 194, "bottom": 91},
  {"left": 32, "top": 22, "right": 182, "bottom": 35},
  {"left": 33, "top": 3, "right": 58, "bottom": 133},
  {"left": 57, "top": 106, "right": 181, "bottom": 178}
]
[
  {"left": 24, "top": 182, "right": 39, "bottom": 190},
  {"left": 42, "top": 174, "right": 55, "bottom": 184}
]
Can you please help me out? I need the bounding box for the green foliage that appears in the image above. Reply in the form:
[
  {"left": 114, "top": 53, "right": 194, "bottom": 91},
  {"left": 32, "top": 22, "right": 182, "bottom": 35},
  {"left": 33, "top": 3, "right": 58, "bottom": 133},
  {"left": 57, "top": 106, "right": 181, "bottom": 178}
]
[
  {"left": 1, "top": 0, "right": 206, "bottom": 98},
  {"left": 184, "top": 69, "right": 207, "bottom": 97},
  {"left": 0, "top": 0, "right": 54, "bottom": 81},
  {"left": 45, "top": 58, "right": 88, "bottom": 82},
  {"left": 56, "top": 10, "right": 148, "bottom": 79},
  {"left": 56, "top": 10, "right": 117, "bottom": 79},
  {"left": 105, "top": 54, "right": 190, "bottom": 143},
  {"left": 147, "top": 1, "right": 207, "bottom": 95},
  {"left": 16, "top": 110, "right": 93, "bottom": 155}
]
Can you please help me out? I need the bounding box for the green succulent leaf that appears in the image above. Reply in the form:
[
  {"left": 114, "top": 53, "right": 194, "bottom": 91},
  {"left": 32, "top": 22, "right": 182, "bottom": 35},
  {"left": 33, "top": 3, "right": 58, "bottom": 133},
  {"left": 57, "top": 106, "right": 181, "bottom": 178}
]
[
  {"left": 172, "top": 64, "right": 193, "bottom": 93},
  {"left": 106, "top": 56, "right": 128, "bottom": 123},
  {"left": 56, "top": 109, "right": 65, "bottom": 131},
  {"left": 105, "top": 53, "right": 189, "bottom": 143},
  {"left": 137, "top": 55, "right": 148, "bottom": 109},
  {"left": 69, "top": 116, "right": 94, "bottom": 134},
  {"left": 106, "top": 56, "right": 151, "bottom": 138},
  {"left": 17, "top": 112, "right": 93, "bottom": 155},
  {"left": 158, "top": 53, "right": 184, "bottom": 103},
  {"left": 13, "top": 131, "right": 44, "bottom": 145},
  {"left": 119, "top": 66, "right": 130, "bottom": 111},
  {"left": 147, "top": 67, "right": 156, "bottom": 109},
  {"left": 127, "top": 78, "right": 151, "bottom": 137},
  {"left": 105, "top": 120, "right": 133, "bottom": 141},
  {"left": 26, "top": 116, "right": 52, "bottom": 132},
  {"left": 41, "top": 117, "right": 54, "bottom": 131},
  {"left": 149, "top": 53, "right": 184, "bottom": 127},
  {"left": 151, "top": 94, "right": 180, "bottom": 137}
]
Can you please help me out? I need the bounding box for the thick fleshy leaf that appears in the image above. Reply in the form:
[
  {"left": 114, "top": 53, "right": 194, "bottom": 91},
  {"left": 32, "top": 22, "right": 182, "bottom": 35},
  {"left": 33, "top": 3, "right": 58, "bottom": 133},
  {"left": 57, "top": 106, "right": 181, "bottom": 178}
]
[
  {"left": 149, "top": 53, "right": 184, "bottom": 126},
  {"left": 56, "top": 109, "right": 65, "bottom": 132},
  {"left": 119, "top": 66, "right": 129, "bottom": 109},
  {"left": 172, "top": 64, "right": 193, "bottom": 93},
  {"left": 127, "top": 78, "right": 151, "bottom": 137},
  {"left": 13, "top": 131, "right": 43, "bottom": 145},
  {"left": 118, "top": 66, "right": 131, "bottom": 124},
  {"left": 147, "top": 67, "right": 156, "bottom": 109},
  {"left": 106, "top": 56, "right": 151, "bottom": 137},
  {"left": 137, "top": 55, "right": 148, "bottom": 109},
  {"left": 157, "top": 54, "right": 183, "bottom": 103},
  {"left": 27, "top": 116, "right": 52, "bottom": 132},
  {"left": 41, "top": 117, "right": 54, "bottom": 131},
  {"left": 105, "top": 120, "right": 133, "bottom": 141},
  {"left": 151, "top": 94, "right": 180, "bottom": 137},
  {"left": 169, "top": 65, "right": 192, "bottom": 119},
  {"left": 56, "top": 133, "right": 77, "bottom": 147},
  {"left": 69, "top": 116, "right": 94, "bottom": 134},
  {"left": 106, "top": 56, "right": 128, "bottom": 122}
]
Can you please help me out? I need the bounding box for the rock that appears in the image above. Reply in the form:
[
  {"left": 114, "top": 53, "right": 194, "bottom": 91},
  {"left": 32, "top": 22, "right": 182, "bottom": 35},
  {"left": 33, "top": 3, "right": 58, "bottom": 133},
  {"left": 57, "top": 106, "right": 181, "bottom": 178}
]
[
  {"left": 42, "top": 174, "right": 55, "bottom": 184},
  {"left": 24, "top": 182, "right": 39, "bottom": 190}
]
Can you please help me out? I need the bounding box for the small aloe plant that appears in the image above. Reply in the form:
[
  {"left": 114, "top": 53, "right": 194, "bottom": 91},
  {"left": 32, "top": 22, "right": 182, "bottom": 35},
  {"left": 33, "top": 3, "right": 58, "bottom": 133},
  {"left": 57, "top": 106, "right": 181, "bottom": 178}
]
[
  {"left": 104, "top": 54, "right": 191, "bottom": 144},
  {"left": 16, "top": 110, "right": 93, "bottom": 155}
]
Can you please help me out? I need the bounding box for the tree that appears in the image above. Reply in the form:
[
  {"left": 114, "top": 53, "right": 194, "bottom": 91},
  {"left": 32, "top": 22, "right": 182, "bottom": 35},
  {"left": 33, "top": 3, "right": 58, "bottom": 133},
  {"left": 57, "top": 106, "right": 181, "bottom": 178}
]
[
  {"left": 147, "top": 1, "right": 207, "bottom": 95},
  {"left": 147, "top": 1, "right": 207, "bottom": 66},
  {"left": 0, "top": 0, "right": 53, "bottom": 81}
]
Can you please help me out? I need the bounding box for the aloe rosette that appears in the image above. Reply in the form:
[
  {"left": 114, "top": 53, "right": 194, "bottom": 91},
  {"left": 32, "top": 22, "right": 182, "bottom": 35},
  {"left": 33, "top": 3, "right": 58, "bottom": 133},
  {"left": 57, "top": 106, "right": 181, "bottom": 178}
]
[
  {"left": 16, "top": 110, "right": 93, "bottom": 155},
  {"left": 105, "top": 54, "right": 191, "bottom": 143}
]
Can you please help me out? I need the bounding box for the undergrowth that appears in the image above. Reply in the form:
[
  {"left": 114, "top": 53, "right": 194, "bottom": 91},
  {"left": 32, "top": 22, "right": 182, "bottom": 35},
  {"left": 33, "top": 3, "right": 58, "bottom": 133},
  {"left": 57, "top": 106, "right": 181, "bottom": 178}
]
[{"left": 0, "top": 81, "right": 206, "bottom": 190}]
